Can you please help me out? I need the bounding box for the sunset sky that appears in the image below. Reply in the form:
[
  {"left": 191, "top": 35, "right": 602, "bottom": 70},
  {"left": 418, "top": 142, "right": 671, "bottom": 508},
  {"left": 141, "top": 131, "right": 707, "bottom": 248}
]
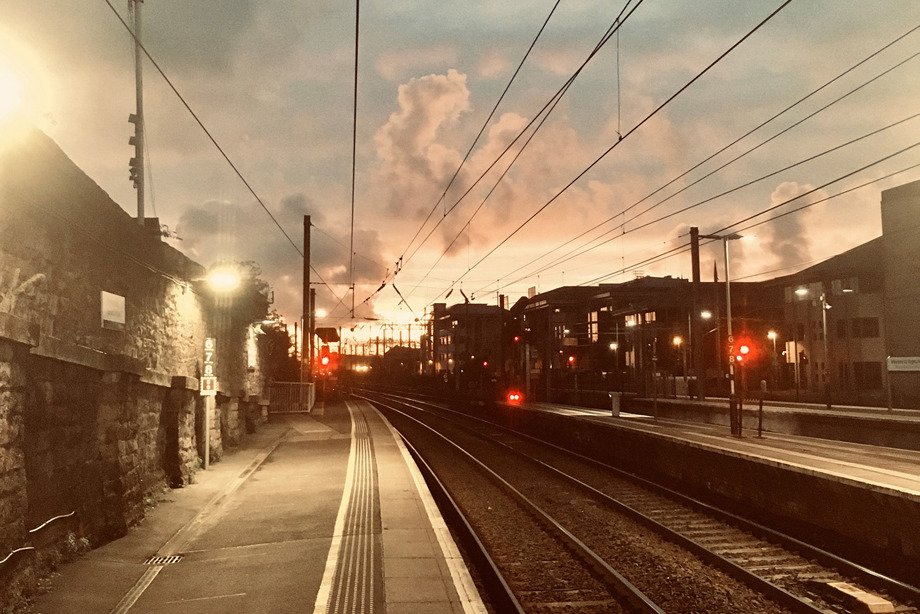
[{"left": 3, "top": 1, "right": 919, "bottom": 340}]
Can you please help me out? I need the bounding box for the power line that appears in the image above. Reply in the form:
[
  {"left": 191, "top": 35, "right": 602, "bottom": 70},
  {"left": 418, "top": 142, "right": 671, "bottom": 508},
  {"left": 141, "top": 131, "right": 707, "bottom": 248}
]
[
  {"left": 349, "top": 0, "right": 360, "bottom": 317},
  {"left": 473, "top": 26, "right": 920, "bottom": 297},
  {"left": 398, "top": 2, "right": 645, "bottom": 305},
  {"left": 505, "top": 111, "right": 920, "bottom": 289},
  {"left": 395, "top": 0, "right": 563, "bottom": 265},
  {"left": 103, "top": 0, "right": 303, "bottom": 259},
  {"left": 444, "top": 0, "right": 793, "bottom": 299},
  {"left": 583, "top": 155, "right": 920, "bottom": 287}
]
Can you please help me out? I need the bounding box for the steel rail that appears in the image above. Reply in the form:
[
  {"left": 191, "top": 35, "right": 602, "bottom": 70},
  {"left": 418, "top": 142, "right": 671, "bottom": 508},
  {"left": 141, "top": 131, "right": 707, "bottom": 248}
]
[
  {"left": 363, "top": 394, "right": 666, "bottom": 614},
  {"left": 361, "top": 389, "right": 920, "bottom": 612},
  {"left": 400, "top": 436, "right": 525, "bottom": 614}
]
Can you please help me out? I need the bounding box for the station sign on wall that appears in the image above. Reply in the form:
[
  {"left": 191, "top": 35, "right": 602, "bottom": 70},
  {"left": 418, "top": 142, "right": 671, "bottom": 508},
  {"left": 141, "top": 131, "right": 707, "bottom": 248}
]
[
  {"left": 101, "top": 291, "right": 126, "bottom": 331},
  {"left": 887, "top": 356, "right": 920, "bottom": 372},
  {"left": 201, "top": 337, "right": 217, "bottom": 396}
]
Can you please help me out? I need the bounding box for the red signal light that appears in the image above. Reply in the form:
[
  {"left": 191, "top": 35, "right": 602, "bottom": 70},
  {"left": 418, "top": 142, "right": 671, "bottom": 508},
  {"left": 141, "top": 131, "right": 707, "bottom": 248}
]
[
  {"left": 567, "top": 355, "right": 575, "bottom": 364},
  {"left": 507, "top": 391, "right": 523, "bottom": 403}
]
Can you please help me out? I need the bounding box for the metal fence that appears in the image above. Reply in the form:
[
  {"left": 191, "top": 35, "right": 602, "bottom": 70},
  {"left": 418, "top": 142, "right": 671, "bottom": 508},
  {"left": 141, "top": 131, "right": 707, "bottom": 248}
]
[{"left": 267, "top": 382, "right": 315, "bottom": 413}]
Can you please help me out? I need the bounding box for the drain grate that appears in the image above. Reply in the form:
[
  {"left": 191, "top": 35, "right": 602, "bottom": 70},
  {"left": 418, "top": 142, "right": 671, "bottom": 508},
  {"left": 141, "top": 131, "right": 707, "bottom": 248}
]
[{"left": 144, "top": 555, "right": 183, "bottom": 566}]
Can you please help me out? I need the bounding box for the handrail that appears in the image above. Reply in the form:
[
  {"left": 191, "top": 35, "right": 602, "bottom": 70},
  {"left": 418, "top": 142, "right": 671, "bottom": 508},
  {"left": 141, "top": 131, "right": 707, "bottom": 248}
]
[
  {"left": 0, "top": 510, "right": 78, "bottom": 566},
  {"left": 28, "top": 511, "right": 76, "bottom": 534}
]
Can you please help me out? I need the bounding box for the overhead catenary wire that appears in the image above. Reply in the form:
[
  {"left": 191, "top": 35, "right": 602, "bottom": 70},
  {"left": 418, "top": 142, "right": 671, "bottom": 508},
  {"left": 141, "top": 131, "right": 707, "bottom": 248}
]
[
  {"left": 429, "top": 0, "right": 793, "bottom": 308},
  {"left": 582, "top": 155, "right": 920, "bottom": 287},
  {"left": 499, "top": 110, "right": 920, "bottom": 291},
  {"left": 359, "top": 0, "right": 644, "bottom": 311},
  {"left": 395, "top": 0, "right": 562, "bottom": 263},
  {"left": 479, "top": 26, "right": 920, "bottom": 294},
  {"left": 406, "top": 2, "right": 640, "bottom": 264},
  {"left": 398, "top": 1, "right": 645, "bottom": 303}
]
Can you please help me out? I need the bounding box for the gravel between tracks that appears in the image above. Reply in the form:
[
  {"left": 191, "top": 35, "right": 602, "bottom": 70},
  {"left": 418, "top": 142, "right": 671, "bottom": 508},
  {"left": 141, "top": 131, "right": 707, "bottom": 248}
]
[{"left": 384, "top": 404, "right": 798, "bottom": 614}]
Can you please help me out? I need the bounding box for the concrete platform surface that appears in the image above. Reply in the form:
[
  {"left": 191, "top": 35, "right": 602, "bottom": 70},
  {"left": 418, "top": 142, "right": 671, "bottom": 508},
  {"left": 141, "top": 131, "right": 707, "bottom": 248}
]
[{"left": 31, "top": 400, "right": 485, "bottom": 614}]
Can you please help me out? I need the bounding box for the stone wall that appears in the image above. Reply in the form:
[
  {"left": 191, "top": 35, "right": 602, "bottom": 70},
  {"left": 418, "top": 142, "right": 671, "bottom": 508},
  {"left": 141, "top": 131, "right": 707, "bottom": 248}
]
[{"left": 0, "top": 125, "right": 269, "bottom": 606}]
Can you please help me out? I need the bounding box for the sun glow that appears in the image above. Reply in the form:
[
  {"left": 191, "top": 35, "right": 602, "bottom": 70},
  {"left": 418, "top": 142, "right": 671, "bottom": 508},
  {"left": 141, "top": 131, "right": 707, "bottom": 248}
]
[
  {"left": 0, "top": 28, "right": 50, "bottom": 127},
  {"left": 0, "top": 65, "right": 22, "bottom": 119}
]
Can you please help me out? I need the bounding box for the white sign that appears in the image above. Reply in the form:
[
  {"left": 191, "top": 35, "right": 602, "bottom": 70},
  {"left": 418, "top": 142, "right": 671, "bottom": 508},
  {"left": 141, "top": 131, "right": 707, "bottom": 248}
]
[
  {"left": 101, "top": 291, "right": 125, "bottom": 331},
  {"left": 887, "top": 356, "right": 920, "bottom": 372}
]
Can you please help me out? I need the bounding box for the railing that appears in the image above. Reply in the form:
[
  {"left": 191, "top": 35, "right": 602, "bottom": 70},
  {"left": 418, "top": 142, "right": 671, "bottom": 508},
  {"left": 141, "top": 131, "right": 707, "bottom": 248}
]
[
  {"left": 267, "top": 382, "right": 315, "bottom": 413},
  {"left": 1, "top": 510, "right": 77, "bottom": 566}
]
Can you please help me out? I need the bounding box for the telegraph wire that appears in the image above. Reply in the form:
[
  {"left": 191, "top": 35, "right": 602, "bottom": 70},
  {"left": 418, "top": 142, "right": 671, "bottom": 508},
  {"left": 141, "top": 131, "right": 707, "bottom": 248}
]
[
  {"left": 503, "top": 111, "right": 920, "bottom": 289},
  {"left": 349, "top": 0, "right": 361, "bottom": 317},
  {"left": 360, "top": 0, "right": 643, "bottom": 311},
  {"left": 444, "top": 0, "right": 793, "bottom": 298},
  {"left": 398, "top": 1, "right": 645, "bottom": 305},
  {"left": 473, "top": 28, "right": 920, "bottom": 296},
  {"left": 396, "top": 0, "right": 563, "bottom": 265},
  {"left": 582, "top": 156, "right": 920, "bottom": 287},
  {"left": 103, "top": 0, "right": 303, "bottom": 259},
  {"left": 404, "top": 2, "right": 640, "bottom": 266}
]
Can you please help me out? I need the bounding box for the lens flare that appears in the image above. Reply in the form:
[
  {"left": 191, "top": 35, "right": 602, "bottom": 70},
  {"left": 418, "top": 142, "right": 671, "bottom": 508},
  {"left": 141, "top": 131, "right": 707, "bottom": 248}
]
[{"left": 0, "top": 65, "right": 22, "bottom": 119}]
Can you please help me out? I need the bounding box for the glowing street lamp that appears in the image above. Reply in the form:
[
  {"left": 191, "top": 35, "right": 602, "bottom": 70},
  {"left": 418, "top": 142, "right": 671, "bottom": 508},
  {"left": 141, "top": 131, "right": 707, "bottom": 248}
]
[{"left": 207, "top": 266, "right": 241, "bottom": 291}]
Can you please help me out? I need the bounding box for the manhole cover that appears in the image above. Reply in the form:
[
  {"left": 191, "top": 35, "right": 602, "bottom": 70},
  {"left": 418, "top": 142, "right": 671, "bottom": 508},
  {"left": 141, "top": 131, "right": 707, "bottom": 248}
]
[{"left": 144, "top": 555, "right": 183, "bottom": 566}]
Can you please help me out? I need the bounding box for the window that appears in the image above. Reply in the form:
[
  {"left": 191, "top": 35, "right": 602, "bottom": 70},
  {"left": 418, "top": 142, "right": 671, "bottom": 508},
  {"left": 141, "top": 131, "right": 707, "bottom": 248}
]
[
  {"left": 836, "top": 319, "right": 847, "bottom": 339},
  {"left": 853, "top": 362, "right": 883, "bottom": 389},
  {"left": 851, "top": 317, "right": 880, "bottom": 338},
  {"left": 588, "top": 311, "right": 599, "bottom": 343},
  {"left": 838, "top": 363, "right": 849, "bottom": 386}
]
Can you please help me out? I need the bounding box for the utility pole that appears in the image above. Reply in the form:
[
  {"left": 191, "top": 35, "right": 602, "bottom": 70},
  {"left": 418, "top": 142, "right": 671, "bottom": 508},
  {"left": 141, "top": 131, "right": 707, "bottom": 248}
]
[
  {"left": 303, "top": 216, "right": 312, "bottom": 384},
  {"left": 129, "top": 0, "right": 145, "bottom": 224},
  {"left": 690, "top": 227, "right": 705, "bottom": 400}
]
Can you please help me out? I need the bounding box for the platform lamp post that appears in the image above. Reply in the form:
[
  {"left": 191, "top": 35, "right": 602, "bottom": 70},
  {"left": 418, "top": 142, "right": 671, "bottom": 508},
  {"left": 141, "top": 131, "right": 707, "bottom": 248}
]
[
  {"left": 700, "top": 232, "right": 744, "bottom": 436},
  {"left": 767, "top": 330, "right": 778, "bottom": 390},
  {"left": 201, "top": 263, "right": 242, "bottom": 469},
  {"left": 796, "top": 287, "right": 832, "bottom": 409}
]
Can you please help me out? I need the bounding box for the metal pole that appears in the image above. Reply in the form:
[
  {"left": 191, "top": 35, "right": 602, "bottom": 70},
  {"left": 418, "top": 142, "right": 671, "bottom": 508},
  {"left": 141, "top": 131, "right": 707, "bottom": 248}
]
[
  {"left": 821, "top": 292, "right": 831, "bottom": 410},
  {"left": 724, "top": 238, "right": 735, "bottom": 397},
  {"left": 131, "top": 0, "right": 145, "bottom": 224},
  {"left": 204, "top": 395, "right": 213, "bottom": 469},
  {"left": 793, "top": 296, "right": 800, "bottom": 400},
  {"left": 690, "top": 227, "right": 705, "bottom": 399},
  {"left": 303, "top": 216, "right": 312, "bottom": 384}
]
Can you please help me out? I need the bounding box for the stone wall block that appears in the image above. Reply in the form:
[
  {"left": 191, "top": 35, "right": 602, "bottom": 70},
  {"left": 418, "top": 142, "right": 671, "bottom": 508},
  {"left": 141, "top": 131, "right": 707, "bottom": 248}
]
[
  {"left": 165, "top": 377, "right": 198, "bottom": 486},
  {"left": 0, "top": 340, "right": 28, "bottom": 564}
]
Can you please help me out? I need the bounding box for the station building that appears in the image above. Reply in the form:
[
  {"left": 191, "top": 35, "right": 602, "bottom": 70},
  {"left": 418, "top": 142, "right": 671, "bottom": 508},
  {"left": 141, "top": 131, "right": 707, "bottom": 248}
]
[{"left": 420, "top": 178, "right": 920, "bottom": 409}]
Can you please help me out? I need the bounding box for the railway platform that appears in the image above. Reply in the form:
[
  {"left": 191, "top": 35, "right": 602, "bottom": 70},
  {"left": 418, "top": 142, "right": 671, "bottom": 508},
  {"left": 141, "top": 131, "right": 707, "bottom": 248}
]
[
  {"left": 534, "top": 399, "right": 920, "bottom": 498},
  {"left": 31, "top": 400, "right": 485, "bottom": 614},
  {"left": 519, "top": 398, "right": 920, "bottom": 579}
]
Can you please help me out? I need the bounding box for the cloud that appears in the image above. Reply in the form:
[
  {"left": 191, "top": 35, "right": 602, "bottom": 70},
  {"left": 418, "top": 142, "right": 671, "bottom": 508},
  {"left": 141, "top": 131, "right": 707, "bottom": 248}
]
[
  {"left": 761, "top": 181, "right": 822, "bottom": 270},
  {"left": 478, "top": 50, "right": 511, "bottom": 79},
  {"left": 375, "top": 46, "right": 457, "bottom": 81},
  {"left": 373, "top": 69, "right": 471, "bottom": 216},
  {"left": 175, "top": 192, "right": 387, "bottom": 320}
]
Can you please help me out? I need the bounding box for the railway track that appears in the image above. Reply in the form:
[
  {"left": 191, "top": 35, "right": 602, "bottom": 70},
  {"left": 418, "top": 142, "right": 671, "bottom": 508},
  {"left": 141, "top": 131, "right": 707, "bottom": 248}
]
[{"left": 358, "top": 390, "right": 920, "bottom": 614}]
